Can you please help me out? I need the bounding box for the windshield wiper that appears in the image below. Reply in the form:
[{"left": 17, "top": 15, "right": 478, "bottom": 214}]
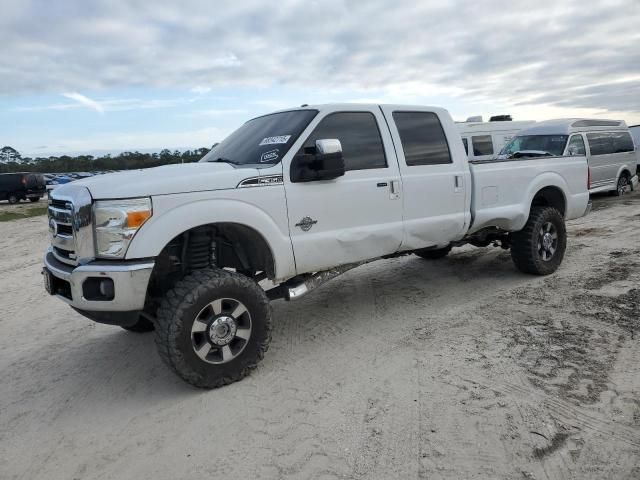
[{"left": 207, "top": 157, "right": 241, "bottom": 165}]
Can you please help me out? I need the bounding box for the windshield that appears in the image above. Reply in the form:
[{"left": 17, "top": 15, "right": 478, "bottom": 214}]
[
  {"left": 200, "top": 110, "right": 318, "bottom": 166},
  {"left": 500, "top": 135, "right": 569, "bottom": 157}
]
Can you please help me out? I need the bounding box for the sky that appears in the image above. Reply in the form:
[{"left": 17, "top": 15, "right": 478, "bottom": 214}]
[{"left": 1, "top": 0, "right": 639, "bottom": 157}]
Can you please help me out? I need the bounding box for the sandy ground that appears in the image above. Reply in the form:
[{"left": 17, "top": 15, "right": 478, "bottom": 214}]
[{"left": 1, "top": 192, "right": 639, "bottom": 480}]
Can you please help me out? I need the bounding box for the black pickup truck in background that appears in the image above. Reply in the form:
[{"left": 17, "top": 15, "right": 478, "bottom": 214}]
[{"left": 0, "top": 173, "right": 46, "bottom": 204}]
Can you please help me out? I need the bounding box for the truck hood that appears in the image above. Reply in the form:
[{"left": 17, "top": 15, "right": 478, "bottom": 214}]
[{"left": 62, "top": 162, "right": 260, "bottom": 199}]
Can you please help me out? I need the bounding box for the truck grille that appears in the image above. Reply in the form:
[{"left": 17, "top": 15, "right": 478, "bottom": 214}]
[
  {"left": 49, "top": 199, "right": 77, "bottom": 265},
  {"left": 48, "top": 186, "right": 94, "bottom": 266}
]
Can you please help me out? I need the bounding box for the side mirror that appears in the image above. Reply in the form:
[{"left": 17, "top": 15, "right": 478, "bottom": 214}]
[{"left": 290, "top": 139, "right": 345, "bottom": 183}]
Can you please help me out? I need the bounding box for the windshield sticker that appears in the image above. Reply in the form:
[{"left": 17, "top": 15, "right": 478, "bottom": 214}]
[
  {"left": 260, "top": 149, "right": 280, "bottom": 163},
  {"left": 259, "top": 135, "right": 291, "bottom": 146}
]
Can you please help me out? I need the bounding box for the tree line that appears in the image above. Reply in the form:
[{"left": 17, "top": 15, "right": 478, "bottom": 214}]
[{"left": 0, "top": 146, "right": 212, "bottom": 174}]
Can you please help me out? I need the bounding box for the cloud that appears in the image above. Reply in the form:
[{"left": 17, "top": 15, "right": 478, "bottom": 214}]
[
  {"left": 1, "top": 0, "right": 639, "bottom": 119},
  {"left": 15, "top": 97, "right": 185, "bottom": 113},
  {"left": 62, "top": 92, "right": 104, "bottom": 113},
  {"left": 191, "top": 86, "right": 212, "bottom": 95},
  {"left": 52, "top": 126, "right": 232, "bottom": 154}
]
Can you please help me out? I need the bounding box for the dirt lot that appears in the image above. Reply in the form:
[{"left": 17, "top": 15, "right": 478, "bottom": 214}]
[{"left": 1, "top": 193, "right": 639, "bottom": 479}]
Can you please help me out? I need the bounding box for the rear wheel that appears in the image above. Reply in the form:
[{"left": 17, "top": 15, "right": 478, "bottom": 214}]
[
  {"left": 155, "top": 268, "right": 271, "bottom": 388},
  {"left": 415, "top": 245, "right": 452, "bottom": 260},
  {"left": 29, "top": 197, "right": 40, "bottom": 203},
  {"left": 8, "top": 194, "right": 19, "bottom": 204},
  {"left": 511, "top": 206, "right": 566, "bottom": 275},
  {"left": 613, "top": 172, "right": 630, "bottom": 197}
]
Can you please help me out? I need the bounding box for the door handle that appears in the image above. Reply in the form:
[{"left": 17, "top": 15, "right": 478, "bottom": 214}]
[
  {"left": 454, "top": 175, "right": 463, "bottom": 193},
  {"left": 390, "top": 180, "right": 400, "bottom": 200},
  {"left": 377, "top": 182, "right": 388, "bottom": 187}
]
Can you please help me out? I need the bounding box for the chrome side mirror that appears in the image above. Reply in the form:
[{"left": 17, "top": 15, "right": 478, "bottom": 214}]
[
  {"left": 315, "top": 139, "right": 342, "bottom": 155},
  {"left": 290, "top": 139, "right": 345, "bottom": 183}
]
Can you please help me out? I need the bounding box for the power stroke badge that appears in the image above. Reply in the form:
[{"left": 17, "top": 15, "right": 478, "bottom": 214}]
[{"left": 295, "top": 217, "right": 317, "bottom": 232}]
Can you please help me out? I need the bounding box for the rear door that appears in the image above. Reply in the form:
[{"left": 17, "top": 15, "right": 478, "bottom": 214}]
[
  {"left": 284, "top": 107, "right": 404, "bottom": 274},
  {"left": 380, "top": 106, "right": 470, "bottom": 250}
]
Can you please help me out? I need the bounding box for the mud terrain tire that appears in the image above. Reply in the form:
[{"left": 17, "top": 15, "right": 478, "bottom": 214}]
[
  {"left": 511, "top": 206, "right": 566, "bottom": 275},
  {"left": 155, "top": 268, "right": 271, "bottom": 388}
]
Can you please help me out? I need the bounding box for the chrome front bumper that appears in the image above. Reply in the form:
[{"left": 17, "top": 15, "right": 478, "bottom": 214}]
[{"left": 43, "top": 248, "right": 154, "bottom": 312}]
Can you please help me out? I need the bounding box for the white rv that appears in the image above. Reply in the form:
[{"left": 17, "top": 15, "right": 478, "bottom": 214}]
[
  {"left": 500, "top": 119, "right": 638, "bottom": 195},
  {"left": 457, "top": 118, "right": 536, "bottom": 161}
]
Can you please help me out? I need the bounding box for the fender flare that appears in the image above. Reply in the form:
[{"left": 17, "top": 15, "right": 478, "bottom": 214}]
[
  {"left": 615, "top": 163, "right": 634, "bottom": 183},
  {"left": 519, "top": 172, "right": 570, "bottom": 229},
  {"left": 126, "top": 198, "right": 296, "bottom": 280}
]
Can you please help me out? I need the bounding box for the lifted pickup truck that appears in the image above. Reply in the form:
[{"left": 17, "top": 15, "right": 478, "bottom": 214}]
[{"left": 43, "top": 104, "right": 591, "bottom": 388}]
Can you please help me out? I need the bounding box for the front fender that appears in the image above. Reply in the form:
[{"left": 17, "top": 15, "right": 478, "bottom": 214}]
[{"left": 126, "top": 193, "right": 296, "bottom": 281}]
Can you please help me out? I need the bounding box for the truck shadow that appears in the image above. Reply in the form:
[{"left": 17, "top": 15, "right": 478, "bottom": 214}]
[{"left": 33, "top": 247, "right": 530, "bottom": 400}]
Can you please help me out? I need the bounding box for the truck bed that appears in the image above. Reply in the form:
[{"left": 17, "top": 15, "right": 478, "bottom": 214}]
[{"left": 468, "top": 155, "right": 590, "bottom": 234}]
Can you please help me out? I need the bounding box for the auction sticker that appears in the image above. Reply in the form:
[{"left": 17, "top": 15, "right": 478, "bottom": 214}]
[
  {"left": 260, "top": 149, "right": 280, "bottom": 162},
  {"left": 259, "top": 135, "right": 291, "bottom": 146}
]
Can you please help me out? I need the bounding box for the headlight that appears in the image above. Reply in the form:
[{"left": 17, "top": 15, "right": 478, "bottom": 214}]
[{"left": 94, "top": 198, "right": 152, "bottom": 258}]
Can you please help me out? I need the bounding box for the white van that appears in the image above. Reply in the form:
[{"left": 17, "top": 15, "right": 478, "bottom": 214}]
[
  {"left": 457, "top": 119, "right": 535, "bottom": 161},
  {"left": 500, "top": 119, "right": 639, "bottom": 195},
  {"left": 630, "top": 125, "right": 640, "bottom": 174}
]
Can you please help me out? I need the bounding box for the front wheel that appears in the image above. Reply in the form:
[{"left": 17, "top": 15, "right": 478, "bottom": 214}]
[
  {"left": 29, "top": 197, "right": 40, "bottom": 203},
  {"left": 8, "top": 194, "right": 19, "bottom": 204},
  {"left": 155, "top": 268, "right": 272, "bottom": 388},
  {"left": 510, "top": 206, "right": 566, "bottom": 275}
]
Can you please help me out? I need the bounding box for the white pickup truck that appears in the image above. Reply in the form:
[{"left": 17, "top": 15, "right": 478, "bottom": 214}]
[{"left": 43, "top": 104, "right": 591, "bottom": 388}]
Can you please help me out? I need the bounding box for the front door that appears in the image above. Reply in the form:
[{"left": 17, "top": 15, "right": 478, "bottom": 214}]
[{"left": 284, "top": 108, "right": 404, "bottom": 274}]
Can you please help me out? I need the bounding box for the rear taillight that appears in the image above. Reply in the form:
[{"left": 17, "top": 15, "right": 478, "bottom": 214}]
[
  {"left": 587, "top": 167, "right": 591, "bottom": 190},
  {"left": 21, "top": 176, "right": 26, "bottom": 185}
]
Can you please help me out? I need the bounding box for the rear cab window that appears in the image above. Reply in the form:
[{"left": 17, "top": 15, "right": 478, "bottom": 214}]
[{"left": 391, "top": 111, "right": 452, "bottom": 166}]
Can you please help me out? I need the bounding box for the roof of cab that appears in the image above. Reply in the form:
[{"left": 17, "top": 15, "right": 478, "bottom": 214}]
[
  {"left": 271, "top": 103, "right": 451, "bottom": 114},
  {"left": 516, "top": 118, "right": 628, "bottom": 136}
]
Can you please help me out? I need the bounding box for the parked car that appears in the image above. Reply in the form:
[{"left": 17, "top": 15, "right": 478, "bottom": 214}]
[
  {"left": 499, "top": 119, "right": 639, "bottom": 196},
  {"left": 43, "top": 104, "right": 590, "bottom": 388},
  {"left": 46, "top": 174, "right": 73, "bottom": 191},
  {"left": 0, "top": 172, "right": 46, "bottom": 204},
  {"left": 456, "top": 117, "right": 535, "bottom": 161}
]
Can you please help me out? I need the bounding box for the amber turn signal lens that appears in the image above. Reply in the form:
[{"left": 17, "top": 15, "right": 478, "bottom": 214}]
[{"left": 126, "top": 210, "right": 151, "bottom": 228}]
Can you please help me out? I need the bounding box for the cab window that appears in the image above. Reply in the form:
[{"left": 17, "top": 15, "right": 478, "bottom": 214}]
[
  {"left": 299, "top": 112, "right": 387, "bottom": 171},
  {"left": 392, "top": 111, "right": 452, "bottom": 166}
]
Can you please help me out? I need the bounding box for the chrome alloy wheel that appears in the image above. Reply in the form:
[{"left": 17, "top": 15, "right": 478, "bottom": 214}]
[
  {"left": 537, "top": 221, "right": 558, "bottom": 261},
  {"left": 617, "top": 175, "right": 629, "bottom": 196},
  {"left": 190, "top": 298, "right": 252, "bottom": 364}
]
